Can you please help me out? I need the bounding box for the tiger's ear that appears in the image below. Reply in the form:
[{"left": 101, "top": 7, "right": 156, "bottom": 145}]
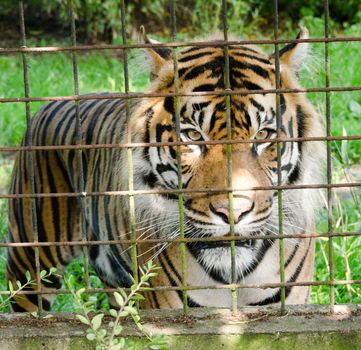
[
  {"left": 277, "top": 27, "right": 309, "bottom": 73},
  {"left": 140, "top": 26, "right": 172, "bottom": 79}
]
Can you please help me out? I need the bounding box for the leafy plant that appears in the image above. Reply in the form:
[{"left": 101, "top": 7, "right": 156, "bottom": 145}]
[
  {"left": 0, "top": 267, "right": 59, "bottom": 311},
  {"left": 53, "top": 259, "right": 109, "bottom": 312},
  {"left": 69, "top": 261, "right": 169, "bottom": 350}
]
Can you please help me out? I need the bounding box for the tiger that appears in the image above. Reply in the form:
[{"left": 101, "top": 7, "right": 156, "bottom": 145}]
[{"left": 7, "top": 27, "right": 324, "bottom": 312}]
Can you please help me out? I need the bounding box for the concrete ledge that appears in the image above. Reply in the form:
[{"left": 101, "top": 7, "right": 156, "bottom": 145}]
[{"left": 0, "top": 305, "right": 360, "bottom": 349}]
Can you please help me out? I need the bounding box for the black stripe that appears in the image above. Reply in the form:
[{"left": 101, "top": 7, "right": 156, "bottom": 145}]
[
  {"left": 209, "top": 112, "right": 217, "bottom": 133},
  {"left": 178, "top": 51, "right": 215, "bottom": 62},
  {"left": 34, "top": 102, "right": 57, "bottom": 145},
  {"left": 243, "top": 109, "right": 252, "bottom": 126},
  {"left": 164, "top": 96, "right": 175, "bottom": 115},
  {"left": 285, "top": 242, "right": 300, "bottom": 267},
  {"left": 241, "top": 240, "right": 273, "bottom": 279},
  {"left": 160, "top": 250, "right": 199, "bottom": 307},
  {"left": 280, "top": 94, "right": 287, "bottom": 115},
  {"left": 61, "top": 100, "right": 98, "bottom": 145},
  {"left": 40, "top": 101, "right": 69, "bottom": 146},
  {"left": 241, "top": 80, "right": 263, "bottom": 91},
  {"left": 230, "top": 69, "right": 247, "bottom": 84},
  {"left": 189, "top": 239, "right": 273, "bottom": 284},
  {"left": 158, "top": 192, "right": 179, "bottom": 201},
  {"left": 152, "top": 291, "right": 161, "bottom": 309},
  {"left": 231, "top": 46, "right": 259, "bottom": 54},
  {"left": 296, "top": 105, "right": 304, "bottom": 154},
  {"left": 162, "top": 249, "right": 182, "bottom": 282},
  {"left": 288, "top": 165, "right": 300, "bottom": 184},
  {"left": 250, "top": 98, "right": 265, "bottom": 112},
  {"left": 249, "top": 238, "right": 312, "bottom": 306},
  {"left": 193, "top": 84, "right": 216, "bottom": 92},
  {"left": 7, "top": 249, "right": 29, "bottom": 280},
  {"left": 11, "top": 303, "right": 27, "bottom": 312},
  {"left": 216, "top": 121, "right": 227, "bottom": 134},
  {"left": 156, "top": 124, "right": 173, "bottom": 142},
  {"left": 279, "top": 42, "right": 297, "bottom": 57},
  {"left": 187, "top": 297, "right": 201, "bottom": 307},
  {"left": 180, "top": 56, "right": 226, "bottom": 81},
  {"left": 156, "top": 160, "right": 177, "bottom": 174},
  {"left": 235, "top": 61, "right": 270, "bottom": 80},
  {"left": 142, "top": 171, "right": 158, "bottom": 188},
  {"left": 181, "top": 46, "right": 210, "bottom": 54},
  {"left": 41, "top": 151, "right": 66, "bottom": 266},
  {"left": 85, "top": 100, "right": 110, "bottom": 144},
  {"left": 108, "top": 246, "right": 133, "bottom": 287},
  {"left": 13, "top": 199, "right": 37, "bottom": 268},
  {"left": 232, "top": 52, "right": 271, "bottom": 65}
]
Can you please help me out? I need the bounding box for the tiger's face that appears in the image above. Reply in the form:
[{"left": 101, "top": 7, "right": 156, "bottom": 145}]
[{"left": 132, "top": 29, "right": 312, "bottom": 280}]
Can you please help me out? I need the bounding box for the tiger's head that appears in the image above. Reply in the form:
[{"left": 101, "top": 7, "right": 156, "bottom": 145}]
[{"left": 129, "top": 28, "right": 323, "bottom": 281}]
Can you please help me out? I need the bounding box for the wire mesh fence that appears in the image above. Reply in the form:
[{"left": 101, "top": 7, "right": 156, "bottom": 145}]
[{"left": 0, "top": 0, "right": 360, "bottom": 316}]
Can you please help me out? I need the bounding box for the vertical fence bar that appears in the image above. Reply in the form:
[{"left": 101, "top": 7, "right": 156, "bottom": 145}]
[
  {"left": 120, "top": 0, "right": 138, "bottom": 285},
  {"left": 69, "top": 2, "right": 90, "bottom": 290},
  {"left": 273, "top": 0, "right": 286, "bottom": 314},
  {"left": 19, "top": 0, "right": 43, "bottom": 314},
  {"left": 221, "top": 0, "right": 237, "bottom": 313},
  {"left": 169, "top": 0, "right": 188, "bottom": 313},
  {"left": 324, "top": 0, "right": 335, "bottom": 312}
]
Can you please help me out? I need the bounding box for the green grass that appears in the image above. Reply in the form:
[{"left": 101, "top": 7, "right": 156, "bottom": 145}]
[
  {"left": 310, "top": 136, "right": 361, "bottom": 304},
  {"left": 0, "top": 48, "right": 149, "bottom": 147},
  {"left": 0, "top": 19, "right": 360, "bottom": 310}
]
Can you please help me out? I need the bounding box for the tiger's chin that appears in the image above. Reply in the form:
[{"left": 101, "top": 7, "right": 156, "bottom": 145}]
[
  {"left": 185, "top": 228, "right": 267, "bottom": 284},
  {"left": 189, "top": 243, "right": 259, "bottom": 284}
]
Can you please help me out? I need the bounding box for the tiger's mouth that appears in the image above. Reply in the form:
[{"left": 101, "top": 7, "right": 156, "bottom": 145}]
[
  {"left": 188, "top": 234, "right": 256, "bottom": 250},
  {"left": 189, "top": 239, "right": 255, "bottom": 250}
]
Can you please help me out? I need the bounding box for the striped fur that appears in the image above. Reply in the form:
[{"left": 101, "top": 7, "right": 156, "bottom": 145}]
[{"left": 7, "top": 28, "right": 324, "bottom": 311}]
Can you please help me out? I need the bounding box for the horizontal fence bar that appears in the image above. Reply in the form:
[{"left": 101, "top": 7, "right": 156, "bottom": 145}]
[
  {"left": 0, "top": 279, "right": 360, "bottom": 296},
  {"left": 1, "top": 36, "right": 361, "bottom": 54},
  {"left": 1, "top": 135, "right": 361, "bottom": 153},
  {"left": 0, "top": 231, "right": 360, "bottom": 248},
  {"left": 2, "top": 85, "right": 361, "bottom": 103},
  {"left": 1, "top": 181, "right": 360, "bottom": 199}
]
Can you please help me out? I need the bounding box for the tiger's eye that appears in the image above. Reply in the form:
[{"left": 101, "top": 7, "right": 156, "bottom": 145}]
[
  {"left": 185, "top": 130, "right": 202, "bottom": 141},
  {"left": 255, "top": 129, "right": 269, "bottom": 140}
]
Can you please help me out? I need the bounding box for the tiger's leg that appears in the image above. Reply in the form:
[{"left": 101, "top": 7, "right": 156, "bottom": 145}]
[
  {"left": 6, "top": 149, "right": 83, "bottom": 312},
  {"left": 88, "top": 240, "right": 135, "bottom": 309}
]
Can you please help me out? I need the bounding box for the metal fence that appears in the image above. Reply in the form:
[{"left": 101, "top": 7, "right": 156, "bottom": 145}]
[{"left": 0, "top": 0, "right": 360, "bottom": 316}]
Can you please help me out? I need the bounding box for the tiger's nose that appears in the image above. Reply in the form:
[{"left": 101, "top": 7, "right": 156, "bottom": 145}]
[{"left": 210, "top": 201, "right": 254, "bottom": 224}]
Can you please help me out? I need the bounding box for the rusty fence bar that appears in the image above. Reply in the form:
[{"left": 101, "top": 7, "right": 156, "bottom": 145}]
[
  {"left": 169, "top": 0, "right": 189, "bottom": 314},
  {"left": 0, "top": 231, "right": 360, "bottom": 248},
  {"left": 273, "top": 0, "right": 287, "bottom": 314},
  {"left": 2, "top": 36, "right": 361, "bottom": 54},
  {"left": 18, "top": 0, "right": 43, "bottom": 313},
  {"left": 1, "top": 181, "right": 361, "bottom": 199},
  {"left": 120, "top": 0, "right": 139, "bottom": 289},
  {"left": 221, "top": 0, "right": 238, "bottom": 313},
  {"left": 324, "top": 0, "right": 335, "bottom": 313},
  {"left": 69, "top": 0, "right": 91, "bottom": 296},
  {"left": 0, "top": 279, "right": 360, "bottom": 297},
  {"left": 1, "top": 135, "right": 361, "bottom": 153},
  {"left": 2, "top": 85, "right": 361, "bottom": 103},
  {"left": 0, "top": 282, "right": 360, "bottom": 299},
  {"left": 0, "top": 0, "right": 360, "bottom": 314}
]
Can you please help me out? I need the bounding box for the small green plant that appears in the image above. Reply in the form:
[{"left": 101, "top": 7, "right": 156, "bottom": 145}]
[
  {"left": 69, "top": 261, "right": 169, "bottom": 350},
  {"left": 0, "top": 267, "right": 58, "bottom": 311}
]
